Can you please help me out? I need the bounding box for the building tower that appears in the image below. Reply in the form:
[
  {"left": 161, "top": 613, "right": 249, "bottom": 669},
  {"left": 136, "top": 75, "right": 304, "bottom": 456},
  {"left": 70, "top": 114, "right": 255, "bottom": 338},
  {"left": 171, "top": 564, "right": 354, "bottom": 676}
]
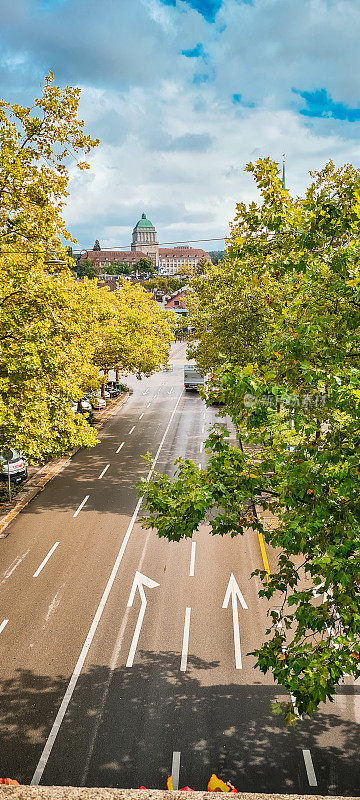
[{"left": 131, "top": 212, "right": 159, "bottom": 267}]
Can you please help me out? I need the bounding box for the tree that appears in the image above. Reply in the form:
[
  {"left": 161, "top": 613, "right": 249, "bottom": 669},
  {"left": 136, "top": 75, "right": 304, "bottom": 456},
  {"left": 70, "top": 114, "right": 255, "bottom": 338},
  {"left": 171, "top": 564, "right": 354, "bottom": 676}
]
[
  {"left": 139, "top": 157, "right": 360, "bottom": 722},
  {"left": 0, "top": 73, "right": 100, "bottom": 461},
  {"left": 93, "top": 281, "right": 175, "bottom": 381},
  {"left": 93, "top": 239, "right": 101, "bottom": 250},
  {"left": 77, "top": 257, "right": 98, "bottom": 279},
  {"left": 102, "top": 261, "right": 131, "bottom": 276},
  {"left": 133, "top": 257, "right": 155, "bottom": 275},
  {"left": 209, "top": 250, "right": 224, "bottom": 265},
  {"left": 194, "top": 256, "right": 212, "bottom": 276}
]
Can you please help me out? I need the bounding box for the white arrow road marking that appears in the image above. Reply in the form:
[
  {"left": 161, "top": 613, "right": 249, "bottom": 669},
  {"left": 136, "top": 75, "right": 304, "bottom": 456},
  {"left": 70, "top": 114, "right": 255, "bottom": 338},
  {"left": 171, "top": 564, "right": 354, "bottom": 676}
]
[
  {"left": 189, "top": 542, "right": 196, "bottom": 577},
  {"left": 126, "top": 571, "right": 160, "bottom": 667},
  {"left": 302, "top": 749, "right": 317, "bottom": 786},
  {"left": 180, "top": 607, "right": 191, "bottom": 671},
  {"left": 172, "top": 751, "right": 181, "bottom": 790},
  {"left": 168, "top": 387, "right": 174, "bottom": 395},
  {"left": 73, "top": 495, "right": 89, "bottom": 518},
  {"left": 0, "top": 619, "right": 9, "bottom": 635},
  {"left": 222, "top": 573, "right": 248, "bottom": 669},
  {"left": 142, "top": 388, "right": 150, "bottom": 395},
  {"left": 33, "top": 542, "right": 60, "bottom": 578},
  {"left": 146, "top": 402, "right": 151, "bottom": 408}
]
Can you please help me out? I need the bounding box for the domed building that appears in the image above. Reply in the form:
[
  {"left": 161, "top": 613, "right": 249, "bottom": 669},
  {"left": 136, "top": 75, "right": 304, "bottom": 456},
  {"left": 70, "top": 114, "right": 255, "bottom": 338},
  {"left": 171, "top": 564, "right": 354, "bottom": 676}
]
[{"left": 131, "top": 212, "right": 159, "bottom": 266}]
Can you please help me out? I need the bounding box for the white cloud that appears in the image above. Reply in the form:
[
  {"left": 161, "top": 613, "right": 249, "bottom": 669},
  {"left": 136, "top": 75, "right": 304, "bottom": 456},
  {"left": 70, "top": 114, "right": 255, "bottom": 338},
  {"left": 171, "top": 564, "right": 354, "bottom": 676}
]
[{"left": 1, "top": 0, "right": 360, "bottom": 248}]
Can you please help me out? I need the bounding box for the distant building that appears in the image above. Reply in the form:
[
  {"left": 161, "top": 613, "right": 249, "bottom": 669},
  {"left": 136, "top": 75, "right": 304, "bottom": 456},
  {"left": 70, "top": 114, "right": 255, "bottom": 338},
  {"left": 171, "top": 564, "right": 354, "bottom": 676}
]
[
  {"left": 83, "top": 250, "right": 149, "bottom": 271},
  {"left": 83, "top": 214, "right": 210, "bottom": 274},
  {"left": 131, "top": 213, "right": 159, "bottom": 266},
  {"left": 158, "top": 246, "right": 210, "bottom": 275}
]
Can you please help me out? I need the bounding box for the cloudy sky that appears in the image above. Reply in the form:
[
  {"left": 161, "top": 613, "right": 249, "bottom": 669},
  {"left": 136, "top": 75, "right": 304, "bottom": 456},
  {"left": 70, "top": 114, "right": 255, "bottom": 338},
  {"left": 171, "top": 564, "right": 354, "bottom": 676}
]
[{"left": 1, "top": 0, "right": 360, "bottom": 251}]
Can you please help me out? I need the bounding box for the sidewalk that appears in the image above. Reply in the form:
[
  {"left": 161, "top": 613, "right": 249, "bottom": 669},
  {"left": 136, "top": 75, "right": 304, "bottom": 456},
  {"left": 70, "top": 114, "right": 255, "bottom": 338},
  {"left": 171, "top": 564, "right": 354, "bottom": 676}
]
[{"left": 0, "top": 391, "right": 130, "bottom": 539}]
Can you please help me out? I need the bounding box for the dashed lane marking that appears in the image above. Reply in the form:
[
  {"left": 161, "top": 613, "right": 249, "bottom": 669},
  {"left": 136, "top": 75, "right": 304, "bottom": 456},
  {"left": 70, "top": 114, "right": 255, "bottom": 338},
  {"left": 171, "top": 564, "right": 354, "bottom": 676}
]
[
  {"left": 0, "top": 619, "right": 9, "bottom": 635},
  {"left": 33, "top": 542, "right": 59, "bottom": 578},
  {"left": 180, "top": 607, "right": 191, "bottom": 672},
  {"left": 98, "top": 464, "right": 110, "bottom": 480},
  {"left": 302, "top": 749, "right": 317, "bottom": 786},
  {"left": 171, "top": 752, "right": 181, "bottom": 791},
  {"left": 73, "top": 495, "right": 90, "bottom": 518},
  {"left": 189, "top": 542, "right": 196, "bottom": 577},
  {"left": 116, "top": 442, "right": 125, "bottom": 454},
  {"left": 128, "top": 426, "right": 136, "bottom": 435}
]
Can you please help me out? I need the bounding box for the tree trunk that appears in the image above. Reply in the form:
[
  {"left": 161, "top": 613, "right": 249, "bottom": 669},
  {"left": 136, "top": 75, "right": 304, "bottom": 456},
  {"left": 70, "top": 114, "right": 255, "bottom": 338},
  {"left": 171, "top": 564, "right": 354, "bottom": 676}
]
[{"left": 116, "top": 369, "right": 120, "bottom": 382}]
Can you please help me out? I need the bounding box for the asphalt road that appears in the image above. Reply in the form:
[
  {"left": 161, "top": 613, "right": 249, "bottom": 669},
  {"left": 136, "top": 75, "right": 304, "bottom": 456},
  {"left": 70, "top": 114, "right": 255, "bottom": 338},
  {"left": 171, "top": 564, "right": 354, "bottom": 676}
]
[{"left": 0, "top": 341, "right": 359, "bottom": 794}]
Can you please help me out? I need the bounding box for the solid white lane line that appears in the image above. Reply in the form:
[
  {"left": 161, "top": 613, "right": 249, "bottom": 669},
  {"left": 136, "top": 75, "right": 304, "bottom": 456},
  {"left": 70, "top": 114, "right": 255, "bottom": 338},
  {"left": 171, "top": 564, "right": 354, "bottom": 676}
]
[
  {"left": 189, "top": 542, "right": 196, "bottom": 577},
  {"left": 180, "top": 607, "right": 191, "bottom": 672},
  {"left": 139, "top": 413, "right": 144, "bottom": 420},
  {"left": 116, "top": 442, "right": 125, "bottom": 454},
  {"left": 172, "top": 751, "right": 181, "bottom": 791},
  {"left": 98, "top": 464, "right": 110, "bottom": 480},
  {"left": 33, "top": 542, "right": 59, "bottom": 578},
  {"left": 81, "top": 529, "right": 152, "bottom": 787},
  {"left": 0, "top": 619, "right": 9, "bottom": 635},
  {"left": 200, "top": 442, "right": 203, "bottom": 453},
  {"left": 146, "top": 402, "right": 151, "bottom": 408},
  {"left": 202, "top": 425, "right": 205, "bottom": 434},
  {"left": 128, "top": 426, "right": 136, "bottom": 435},
  {"left": 73, "top": 495, "right": 90, "bottom": 518},
  {"left": 302, "top": 749, "right": 317, "bottom": 786},
  {"left": 31, "top": 390, "right": 183, "bottom": 787}
]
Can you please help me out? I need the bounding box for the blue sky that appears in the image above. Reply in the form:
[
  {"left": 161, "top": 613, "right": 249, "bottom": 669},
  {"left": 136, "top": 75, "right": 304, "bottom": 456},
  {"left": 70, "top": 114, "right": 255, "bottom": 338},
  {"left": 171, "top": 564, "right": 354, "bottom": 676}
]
[{"left": 1, "top": 0, "right": 360, "bottom": 249}]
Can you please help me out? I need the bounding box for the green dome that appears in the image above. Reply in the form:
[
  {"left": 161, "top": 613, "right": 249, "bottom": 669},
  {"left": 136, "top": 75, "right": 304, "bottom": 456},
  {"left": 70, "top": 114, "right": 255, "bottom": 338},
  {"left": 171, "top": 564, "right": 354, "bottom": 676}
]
[{"left": 135, "top": 212, "right": 154, "bottom": 229}]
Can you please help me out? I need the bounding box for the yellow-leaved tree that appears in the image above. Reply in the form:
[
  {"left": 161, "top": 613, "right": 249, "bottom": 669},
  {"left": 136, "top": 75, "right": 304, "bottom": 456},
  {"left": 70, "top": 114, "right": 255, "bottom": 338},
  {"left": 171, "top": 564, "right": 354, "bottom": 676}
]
[{"left": 0, "top": 74, "right": 173, "bottom": 462}]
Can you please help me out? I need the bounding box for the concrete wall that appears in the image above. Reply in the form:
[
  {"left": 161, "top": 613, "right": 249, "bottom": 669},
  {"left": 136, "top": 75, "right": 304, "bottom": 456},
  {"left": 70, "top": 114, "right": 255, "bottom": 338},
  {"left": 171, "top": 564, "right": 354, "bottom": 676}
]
[{"left": 0, "top": 790, "right": 359, "bottom": 800}]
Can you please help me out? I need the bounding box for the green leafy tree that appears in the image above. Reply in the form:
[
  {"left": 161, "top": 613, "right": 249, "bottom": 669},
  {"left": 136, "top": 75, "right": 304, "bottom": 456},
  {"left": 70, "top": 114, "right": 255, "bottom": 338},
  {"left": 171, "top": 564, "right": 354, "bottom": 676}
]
[
  {"left": 133, "top": 257, "right": 155, "bottom": 274},
  {"left": 209, "top": 250, "right": 224, "bottom": 265},
  {"left": 0, "top": 72, "right": 100, "bottom": 460},
  {"left": 139, "top": 157, "right": 360, "bottom": 722},
  {"left": 77, "top": 257, "right": 98, "bottom": 278},
  {"left": 93, "top": 280, "right": 175, "bottom": 381},
  {"left": 102, "top": 261, "right": 131, "bottom": 276}
]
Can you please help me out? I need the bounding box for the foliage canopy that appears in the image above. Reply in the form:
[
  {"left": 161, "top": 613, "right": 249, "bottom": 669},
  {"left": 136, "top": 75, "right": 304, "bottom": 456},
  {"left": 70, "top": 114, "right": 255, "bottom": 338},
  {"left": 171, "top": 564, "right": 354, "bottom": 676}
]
[{"left": 139, "top": 157, "right": 360, "bottom": 721}]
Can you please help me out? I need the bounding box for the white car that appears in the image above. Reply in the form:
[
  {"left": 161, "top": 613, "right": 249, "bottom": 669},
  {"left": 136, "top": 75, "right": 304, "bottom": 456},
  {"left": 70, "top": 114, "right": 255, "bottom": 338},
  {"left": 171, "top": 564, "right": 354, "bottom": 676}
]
[
  {"left": 0, "top": 449, "right": 28, "bottom": 484},
  {"left": 70, "top": 398, "right": 92, "bottom": 413},
  {"left": 90, "top": 395, "right": 106, "bottom": 410}
]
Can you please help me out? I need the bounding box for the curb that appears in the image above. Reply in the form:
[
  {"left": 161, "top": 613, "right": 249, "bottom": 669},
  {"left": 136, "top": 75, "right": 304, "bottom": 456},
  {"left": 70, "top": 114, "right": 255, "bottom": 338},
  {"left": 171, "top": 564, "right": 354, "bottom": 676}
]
[{"left": 0, "top": 392, "right": 130, "bottom": 539}]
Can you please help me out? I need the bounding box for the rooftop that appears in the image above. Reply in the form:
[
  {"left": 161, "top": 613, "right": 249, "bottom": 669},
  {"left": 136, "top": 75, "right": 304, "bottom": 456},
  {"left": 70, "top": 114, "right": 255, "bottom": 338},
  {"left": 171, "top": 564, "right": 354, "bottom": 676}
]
[{"left": 134, "top": 213, "right": 155, "bottom": 229}]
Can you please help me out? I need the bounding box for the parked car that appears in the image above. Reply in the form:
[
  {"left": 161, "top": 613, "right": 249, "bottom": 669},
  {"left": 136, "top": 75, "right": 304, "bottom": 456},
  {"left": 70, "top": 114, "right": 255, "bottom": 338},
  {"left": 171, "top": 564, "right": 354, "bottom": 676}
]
[
  {"left": 105, "top": 382, "right": 121, "bottom": 398},
  {"left": 89, "top": 395, "right": 106, "bottom": 410},
  {"left": 70, "top": 398, "right": 92, "bottom": 413},
  {"left": 0, "top": 449, "right": 28, "bottom": 484}
]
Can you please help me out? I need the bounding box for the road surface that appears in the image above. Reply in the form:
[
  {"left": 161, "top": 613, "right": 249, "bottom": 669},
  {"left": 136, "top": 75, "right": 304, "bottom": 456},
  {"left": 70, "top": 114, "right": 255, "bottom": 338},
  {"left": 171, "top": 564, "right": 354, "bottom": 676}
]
[{"left": 0, "top": 343, "right": 359, "bottom": 794}]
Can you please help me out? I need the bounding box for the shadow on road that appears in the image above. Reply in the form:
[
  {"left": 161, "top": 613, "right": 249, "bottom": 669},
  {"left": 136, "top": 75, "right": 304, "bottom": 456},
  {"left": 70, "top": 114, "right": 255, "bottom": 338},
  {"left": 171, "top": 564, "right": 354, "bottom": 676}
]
[{"left": 0, "top": 652, "right": 359, "bottom": 795}]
